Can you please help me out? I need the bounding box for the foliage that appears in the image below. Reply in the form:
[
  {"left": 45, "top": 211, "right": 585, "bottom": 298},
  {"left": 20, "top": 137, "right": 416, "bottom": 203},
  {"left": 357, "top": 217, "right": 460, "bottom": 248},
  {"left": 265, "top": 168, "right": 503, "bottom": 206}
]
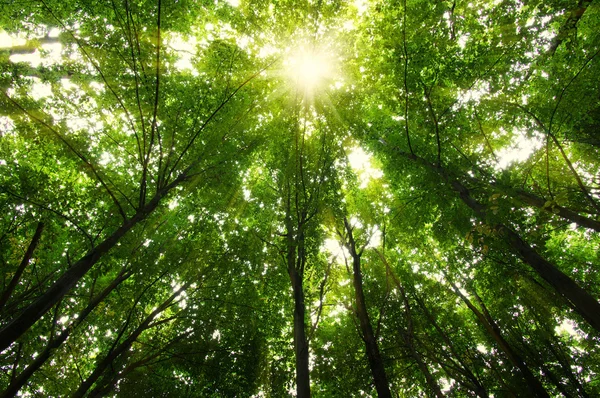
[{"left": 1, "top": 0, "right": 599, "bottom": 397}]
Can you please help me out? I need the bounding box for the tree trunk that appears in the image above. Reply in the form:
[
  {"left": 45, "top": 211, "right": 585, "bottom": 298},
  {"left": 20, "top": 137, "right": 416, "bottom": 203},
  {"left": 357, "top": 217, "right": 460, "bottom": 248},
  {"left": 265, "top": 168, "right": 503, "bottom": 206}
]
[
  {"left": 374, "top": 249, "right": 443, "bottom": 397},
  {"left": 501, "top": 227, "right": 600, "bottom": 332},
  {"left": 0, "top": 268, "right": 131, "bottom": 398},
  {"left": 394, "top": 150, "right": 600, "bottom": 333},
  {"left": 343, "top": 219, "right": 392, "bottom": 398},
  {"left": 450, "top": 282, "right": 550, "bottom": 398},
  {"left": 71, "top": 282, "right": 189, "bottom": 398},
  {"left": 286, "top": 213, "right": 311, "bottom": 398},
  {"left": 289, "top": 266, "right": 310, "bottom": 398},
  {"left": 0, "top": 222, "right": 44, "bottom": 311},
  {"left": 0, "top": 174, "right": 185, "bottom": 352}
]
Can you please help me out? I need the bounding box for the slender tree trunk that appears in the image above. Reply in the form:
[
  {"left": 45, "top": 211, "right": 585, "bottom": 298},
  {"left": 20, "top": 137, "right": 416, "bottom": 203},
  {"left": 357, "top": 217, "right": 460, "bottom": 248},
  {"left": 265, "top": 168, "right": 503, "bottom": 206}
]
[
  {"left": 286, "top": 212, "right": 311, "bottom": 398},
  {"left": 71, "top": 282, "right": 189, "bottom": 398},
  {"left": 413, "top": 294, "right": 489, "bottom": 398},
  {"left": 289, "top": 265, "right": 310, "bottom": 398},
  {"left": 374, "top": 249, "right": 443, "bottom": 397},
  {"left": 500, "top": 226, "right": 600, "bottom": 332},
  {"left": 343, "top": 219, "right": 392, "bottom": 398},
  {"left": 450, "top": 282, "right": 550, "bottom": 398},
  {"left": 0, "top": 268, "right": 131, "bottom": 398},
  {"left": 504, "top": 186, "right": 600, "bottom": 232},
  {"left": 0, "top": 174, "right": 185, "bottom": 352},
  {"left": 394, "top": 150, "right": 600, "bottom": 333},
  {"left": 0, "top": 222, "right": 44, "bottom": 311}
]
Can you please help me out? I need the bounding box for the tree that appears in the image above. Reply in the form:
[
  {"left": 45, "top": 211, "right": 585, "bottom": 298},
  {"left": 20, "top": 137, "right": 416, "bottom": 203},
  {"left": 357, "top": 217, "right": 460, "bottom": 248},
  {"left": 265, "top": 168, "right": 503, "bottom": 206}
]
[
  {"left": 1, "top": 0, "right": 600, "bottom": 396},
  {"left": 338, "top": 218, "right": 392, "bottom": 398}
]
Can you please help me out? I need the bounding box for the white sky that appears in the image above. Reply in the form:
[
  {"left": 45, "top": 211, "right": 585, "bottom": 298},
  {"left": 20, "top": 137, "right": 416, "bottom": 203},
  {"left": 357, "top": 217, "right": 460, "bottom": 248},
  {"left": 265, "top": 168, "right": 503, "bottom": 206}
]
[
  {"left": 495, "top": 128, "right": 543, "bottom": 169},
  {"left": 347, "top": 146, "right": 383, "bottom": 188}
]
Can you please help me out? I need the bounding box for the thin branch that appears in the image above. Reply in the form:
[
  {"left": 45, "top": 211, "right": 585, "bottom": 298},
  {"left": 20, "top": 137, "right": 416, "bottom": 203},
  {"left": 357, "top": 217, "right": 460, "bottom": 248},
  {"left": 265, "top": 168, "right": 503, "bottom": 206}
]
[
  {"left": 422, "top": 83, "right": 442, "bottom": 166},
  {"left": 308, "top": 256, "right": 334, "bottom": 341},
  {"left": 38, "top": 0, "right": 143, "bottom": 163},
  {"left": 140, "top": 0, "right": 162, "bottom": 208},
  {"left": 168, "top": 59, "right": 276, "bottom": 179},
  {"left": 0, "top": 222, "right": 44, "bottom": 311},
  {"left": 401, "top": 0, "right": 414, "bottom": 155},
  {"left": 474, "top": 110, "right": 498, "bottom": 162},
  {"left": 115, "top": 0, "right": 147, "bottom": 154},
  {"left": 3, "top": 93, "right": 128, "bottom": 221}
]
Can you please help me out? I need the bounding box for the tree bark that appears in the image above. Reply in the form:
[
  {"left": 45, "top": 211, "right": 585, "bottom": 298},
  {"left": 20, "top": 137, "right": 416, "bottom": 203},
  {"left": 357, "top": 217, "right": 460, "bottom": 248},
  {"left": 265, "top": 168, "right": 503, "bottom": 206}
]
[
  {"left": 450, "top": 282, "right": 550, "bottom": 398},
  {"left": 0, "top": 174, "right": 186, "bottom": 353},
  {"left": 394, "top": 150, "right": 600, "bottom": 333},
  {"left": 0, "top": 267, "right": 131, "bottom": 398},
  {"left": 343, "top": 219, "right": 392, "bottom": 398},
  {"left": 0, "top": 222, "right": 44, "bottom": 311},
  {"left": 286, "top": 212, "right": 311, "bottom": 398},
  {"left": 289, "top": 265, "right": 310, "bottom": 398},
  {"left": 71, "top": 282, "right": 189, "bottom": 398},
  {"left": 501, "top": 226, "right": 600, "bottom": 332},
  {"left": 548, "top": 0, "right": 593, "bottom": 55}
]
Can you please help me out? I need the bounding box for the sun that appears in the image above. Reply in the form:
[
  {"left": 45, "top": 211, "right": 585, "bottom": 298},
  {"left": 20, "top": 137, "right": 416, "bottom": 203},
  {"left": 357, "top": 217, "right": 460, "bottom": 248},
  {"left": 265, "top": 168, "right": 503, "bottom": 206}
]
[{"left": 286, "top": 47, "right": 333, "bottom": 92}]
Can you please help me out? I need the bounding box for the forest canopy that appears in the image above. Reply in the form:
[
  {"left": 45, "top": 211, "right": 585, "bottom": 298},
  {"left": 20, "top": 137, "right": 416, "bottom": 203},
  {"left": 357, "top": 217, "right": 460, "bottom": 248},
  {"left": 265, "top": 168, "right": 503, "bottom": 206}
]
[{"left": 1, "top": 0, "right": 599, "bottom": 397}]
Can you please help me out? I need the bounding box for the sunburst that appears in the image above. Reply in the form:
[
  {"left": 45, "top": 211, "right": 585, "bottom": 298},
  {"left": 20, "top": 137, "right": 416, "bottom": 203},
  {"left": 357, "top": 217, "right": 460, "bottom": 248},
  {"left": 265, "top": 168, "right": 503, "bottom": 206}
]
[{"left": 286, "top": 47, "right": 334, "bottom": 94}]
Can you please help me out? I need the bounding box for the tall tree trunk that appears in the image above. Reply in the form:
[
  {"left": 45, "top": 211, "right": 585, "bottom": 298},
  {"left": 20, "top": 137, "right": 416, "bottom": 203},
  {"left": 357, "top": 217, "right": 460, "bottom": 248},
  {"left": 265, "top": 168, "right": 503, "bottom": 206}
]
[
  {"left": 0, "top": 174, "right": 186, "bottom": 352},
  {"left": 413, "top": 294, "right": 489, "bottom": 398},
  {"left": 343, "top": 219, "right": 392, "bottom": 398},
  {"left": 500, "top": 226, "right": 600, "bottom": 332},
  {"left": 1, "top": 267, "right": 131, "bottom": 398},
  {"left": 286, "top": 213, "right": 311, "bottom": 398},
  {"left": 289, "top": 265, "right": 310, "bottom": 398},
  {"left": 71, "top": 282, "right": 189, "bottom": 398},
  {"left": 374, "top": 249, "right": 443, "bottom": 397},
  {"left": 394, "top": 150, "right": 600, "bottom": 333},
  {"left": 449, "top": 281, "right": 550, "bottom": 398}
]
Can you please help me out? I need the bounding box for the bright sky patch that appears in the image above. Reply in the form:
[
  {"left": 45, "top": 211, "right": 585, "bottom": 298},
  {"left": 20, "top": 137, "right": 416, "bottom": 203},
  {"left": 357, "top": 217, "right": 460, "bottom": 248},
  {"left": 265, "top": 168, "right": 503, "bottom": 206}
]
[
  {"left": 285, "top": 47, "right": 334, "bottom": 92},
  {"left": 347, "top": 146, "right": 383, "bottom": 188},
  {"left": 495, "top": 128, "right": 543, "bottom": 169}
]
